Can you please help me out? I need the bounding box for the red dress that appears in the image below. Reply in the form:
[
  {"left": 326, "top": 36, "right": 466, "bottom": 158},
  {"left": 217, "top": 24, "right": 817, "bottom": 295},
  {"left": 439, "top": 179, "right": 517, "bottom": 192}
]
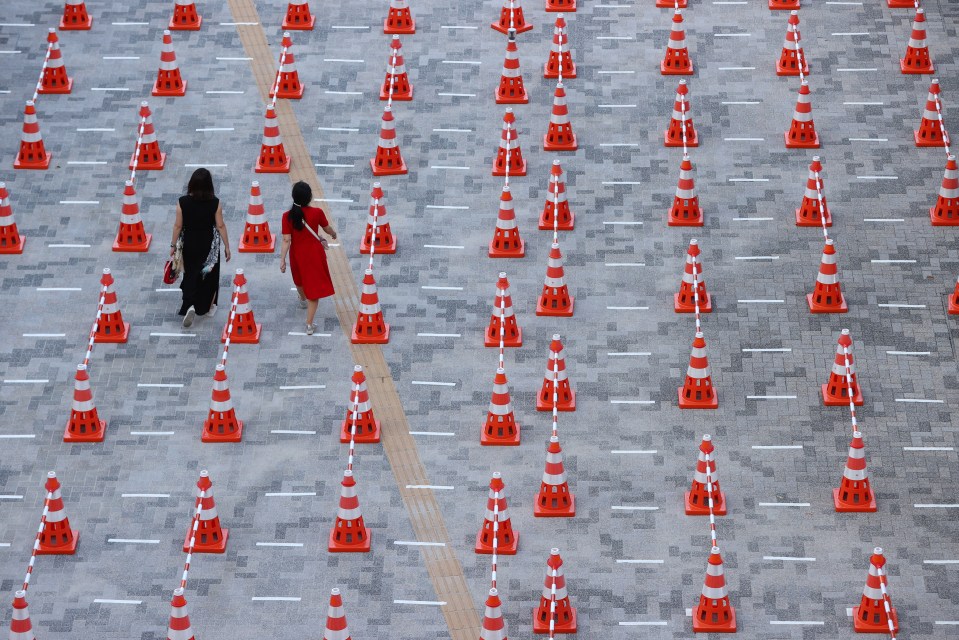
[{"left": 282, "top": 206, "right": 335, "bottom": 300}]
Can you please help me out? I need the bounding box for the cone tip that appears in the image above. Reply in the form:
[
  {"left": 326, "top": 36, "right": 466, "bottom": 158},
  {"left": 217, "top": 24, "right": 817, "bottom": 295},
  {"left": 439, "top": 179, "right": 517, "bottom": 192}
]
[
  {"left": 354, "top": 364, "right": 363, "bottom": 373},
  {"left": 200, "top": 469, "right": 209, "bottom": 478},
  {"left": 215, "top": 363, "right": 225, "bottom": 371},
  {"left": 489, "top": 587, "right": 498, "bottom": 596},
  {"left": 690, "top": 238, "right": 698, "bottom": 246},
  {"left": 695, "top": 331, "right": 704, "bottom": 338},
  {"left": 549, "top": 434, "right": 559, "bottom": 443},
  {"left": 173, "top": 586, "right": 185, "bottom": 596},
  {"left": 251, "top": 180, "right": 259, "bottom": 187},
  {"left": 343, "top": 469, "right": 353, "bottom": 478},
  {"left": 551, "top": 547, "right": 560, "bottom": 554},
  {"left": 712, "top": 545, "right": 721, "bottom": 554},
  {"left": 76, "top": 363, "right": 86, "bottom": 371},
  {"left": 498, "top": 271, "right": 507, "bottom": 279},
  {"left": 14, "top": 589, "right": 26, "bottom": 598},
  {"left": 492, "top": 471, "right": 502, "bottom": 479},
  {"left": 364, "top": 268, "right": 373, "bottom": 275},
  {"left": 552, "top": 333, "right": 561, "bottom": 340},
  {"left": 164, "top": 29, "right": 171, "bottom": 35},
  {"left": 125, "top": 179, "right": 134, "bottom": 187},
  {"left": 874, "top": 546, "right": 883, "bottom": 555},
  {"left": 853, "top": 430, "right": 862, "bottom": 438},
  {"left": 702, "top": 434, "right": 711, "bottom": 441},
  {"left": 47, "top": 470, "right": 56, "bottom": 479},
  {"left": 140, "top": 100, "right": 149, "bottom": 107},
  {"left": 840, "top": 328, "right": 850, "bottom": 335},
  {"left": 331, "top": 587, "right": 341, "bottom": 595}
]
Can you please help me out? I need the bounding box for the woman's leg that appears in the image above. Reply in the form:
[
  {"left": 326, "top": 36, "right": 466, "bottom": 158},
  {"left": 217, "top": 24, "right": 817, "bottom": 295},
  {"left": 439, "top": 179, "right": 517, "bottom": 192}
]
[
  {"left": 295, "top": 286, "right": 307, "bottom": 301},
  {"left": 306, "top": 298, "right": 319, "bottom": 326}
]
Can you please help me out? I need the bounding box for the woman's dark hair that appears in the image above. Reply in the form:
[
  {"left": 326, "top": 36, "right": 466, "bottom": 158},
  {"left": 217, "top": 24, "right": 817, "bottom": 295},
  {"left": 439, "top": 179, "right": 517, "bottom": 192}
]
[
  {"left": 289, "top": 181, "right": 313, "bottom": 231},
  {"left": 186, "top": 168, "right": 216, "bottom": 200}
]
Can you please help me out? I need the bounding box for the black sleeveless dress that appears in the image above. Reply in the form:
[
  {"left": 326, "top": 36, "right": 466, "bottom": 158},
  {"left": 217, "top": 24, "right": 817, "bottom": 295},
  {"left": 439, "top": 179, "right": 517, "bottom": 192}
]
[{"left": 178, "top": 195, "right": 220, "bottom": 316}]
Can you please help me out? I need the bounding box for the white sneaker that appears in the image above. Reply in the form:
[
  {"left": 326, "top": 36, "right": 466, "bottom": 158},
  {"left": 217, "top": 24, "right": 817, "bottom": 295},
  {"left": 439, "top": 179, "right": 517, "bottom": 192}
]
[
  {"left": 182, "top": 306, "right": 196, "bottom": 328},
  {"left": 306, "top": 323, "right": 316, "bottom": 336},
  {"left": 205, "top": 304, "right": 217, "bottom": 317}
]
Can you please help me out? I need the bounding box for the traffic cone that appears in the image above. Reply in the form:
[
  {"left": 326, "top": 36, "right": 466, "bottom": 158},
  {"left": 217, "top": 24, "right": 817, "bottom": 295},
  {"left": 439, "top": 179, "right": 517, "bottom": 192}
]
[
  {"left": 183, "top": 470, "right": 229, "bottom": 552},
  {"left": 39, "top": 29, "right": 73, "bottom": 94},
  {"left": 323, "top": 588, "right": 352, "bottom": 640},
  {"left": 480, "top": 589, "right": 508, "bottom": 640},
  {"left": 929, "top": 154, "right": 959, "bottom": 226},
  {"left": 239, "top": 180, "right": 276, "bottom": 253},
  {"left": 546, "top": 0, "right": 575, "bottom": 11},
  {"left": 536, "top": 334, "right": 575, "bottom": 411},
  {"left": 497, "top": 29, "right": 528, "bottom": 105},
  {"left": 221, "top": 269, "right": 262, "bottom": 344},
  {"left": 887, "top": 0, "right": 915, "bottom": 6},
  {"left": 668, "top": 153, "right": 703, "bottom": 226},
  {"left": 328, "top": 469, "right": 371, "bottom": 552},
  {"left": 384, "top": 0, "right": 415, "bottom": 34},
  {"left": 769, "top": 0, "right": 799, "bottom": 9},
  {"left": 352, "top": 269, "right": 391, "bottom": 344},
  {"left": 534, "top": 436, "right": 575, "bottom": 517},
  {"left": 678, "top": 331, "right": 718, "bottom": 409},
  {"left": 675, "top": 239, "right": 712, "bottom": 313},
  {"left": 544, "top": 82, "right": 577, "bottom": 151},
  {"left": 0, "top": 182, "right": 25, "bottom": 254},
  {"left": 13, "top": 101, "right": 51, "bottom": 170},
  {"left": 282, "top": 0, "right": 315, "bottom": 30},
  {"left": 341, "top": 365, "right": 381, "bottom": 444},
  {"left": 485, "top": 272, "right": 522, "bottom": 348},
  {"left": 370, "top": 105, "right": 407, "bottom": 176},
  {"left": 777, "top": 11, "right": 809, "bottom": 76},
  {"left": 379, "top": 35, "right": 412, "bottom": 101},
  {"left": 665, "top": 80, "right": 698, "bottom": 147},
  {"left": 64, "top": 364, "right": 106, "bottom": 443},
  {"left": 807, "top": 238, "right": 847, "bottom": 313},
  {"left": 657, "top": 0, "right": 686, "bottom": 6},
  {"left": 492, "top": 0, "right": 533, "bottom": 35},
  {"left": 685, "top": 435, "right": 726, "bottom": 515},
  {"left": 152, "top": 30, "right": 186, "bottom": 97},
  {"left": 540, "top": 159, "right": 574, "bottom": 230},
  {"left": 822, "top": 328, "right": 864, "bottom": 407},
  {"left": 489, "top": 185, "right": 525, "bottom": 258},
  {"left": 544, "top": 15, "right": 576, "bottom": 79},
  {"left": 662, "top": 10, "right": 693, "bottom": 76},
  {"left": 166, "top": 588, "right": 195, "bottom": 640},
  {"left": 795, "top": 156, "right": 832, "bottom": 227},
  {"left": 948, "top": 277, "right": 959, "bottom": 315},
  {"left": 202, "top": 364, "right": 244, "bottom": 443},
  {"left": 169, "top": 0, "right": 202, "bottom": 31},
  {"left": 38, "top": 471, "right": 80, "bottom": 553},
  {"left": 493, "top": 108, "right": 527, "bottom": 177},
  {"left": 112, "top": 180, "right": 152, "bottom": 252},
  {"left": 129, "top": 101, "right": 166, "bottom": 170},
  {"left": 94, "top": 268, "right": 130, "bottom": 343},
  {"left": 834, "top": 431, "right": 876, "bottom": 512},
  {"left": 255, "top": 105, "right": 291, "bottom": 173},
  {"left": 901, "top": 8, "right": 934, "bottom": 74},
  {"left": 692, "top": 546, "right": 736, "bottom": 633},
  {"left": 270, "top": 33, "right": 304, "bottom": 99},
  {"left": 60, "top": 0, "right": 92, "bottom": 30},
  {"left": 8, "top": 591, "right": 35, "bottom": 640},
  {"left": 853, "top": 548, "right": 899, "bottom": 634},
  {"left": 536, "top": 242, "right": 574, "bottom": 317},
  {"left": 785, "top": 79, "right": 820, "bottom": 148},
  {"left": 476, "top": 472, "right": 519, "bottom": 553},
  {"left": 915, "top": 80, "right": 948, "bottom": 147},
  {"left": 360, "top": 182, "right": 397, "bottom": 254},
  {"left": 483, "top": 368, "right": 521, "bottom": 446},
  {"left": 532, "top": 548, "right": 577, "bottom": 632}
]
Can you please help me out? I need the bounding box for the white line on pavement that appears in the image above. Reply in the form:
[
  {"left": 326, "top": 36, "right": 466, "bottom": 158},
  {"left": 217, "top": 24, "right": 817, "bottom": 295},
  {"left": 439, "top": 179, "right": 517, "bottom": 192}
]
[
  {"left": 394, "top": 600, "right": 447, "bottom": 606},
  {"left": 252, "top": 597, "right": 301, "bottom": 602},
  {"left": 743, "top": 348, "right": 792, "bottom": 352},
  {"left": 278, "top": 385, "right": 326, "bottom": 390},
  {"left": 94, "top": 599, "right": 142, "bottom": 605},
  {"left": 747, "top": 395, "right": 797, "bottom": 400},
  {"left": 406, "top": 485, "right": 454, "bottom": 490},
  {"left": 256, "top": 542, "right": 304, "bottom": 547},
  {"left": 904, "top": 447, "right": 953, "bottom": 451},
  {"left": 612, "top": 506, "right": 658, "bottom": 511},
  {"left": 129, "top": 431, "right": 174, "bottom": 436},
  {"left": 607, "top": 352, "right": 651, "bottom": 356},
  {"left": 136, "top": 383, "right": 183, "bottom": 388},
  {"left": 758, "top": 502, "right": 810, "bottom": 507},
  {"left": 417, "top": 333, "right": 461, "bottom": 338},
  {"left": 121, "top": 494, "right": 170, "bottom": 498},
  {"left": 611, "top": 450, "right": 657, "bottom": 454},
  {"left": 108, "top": 539, "right": 160, "bottom": 544},
  {"left": 421, "top": 286, "right": 464, "bottom": 291},
  {"left": 318, "top": 127, "right": 359, "bottom": 132},
  {"left": 23, "top": 333, "right": 66, "bottom": 337},
  {"left": 616, "top": 559, "right": 664, "bottom": 564},
  {"left": 764, "top": 556, "right": 815, "bottom": 561},
  {"left": 409, "top": 431, "right": 456, "bottom": 436},
  {"left": 394, "top": 541, "right": 446, "bottom": 547},
  {"left": 265, "top": 492, "right": 316, "bottom": 497},
  {"left": 271, "top": 430, "right": 317, "bottom": 435},
  {"left": 752, "top": 445, "right": 803, "bottom": 450},
  {"left": 411, "top": 381, "right": 456, "bottom": 387}
]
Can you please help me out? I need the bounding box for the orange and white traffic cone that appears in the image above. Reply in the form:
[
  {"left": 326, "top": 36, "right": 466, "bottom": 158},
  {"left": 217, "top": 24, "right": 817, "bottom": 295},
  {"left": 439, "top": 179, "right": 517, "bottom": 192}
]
[
  {"left": 662, "top": 10, "right": 693, "bottom": 75},
  {"left": 678, "top": 331, "right": 718, "bottom": 409},
  {"left": 130, "top": 101, "right": 166, "bottom": 170},
  {"left": 822, "top": 328, "right": 863, "bottom": 406},
  {"left": 795, "top": 156, "right": 831, "bottom": 227},
  {"left": 64, "top": 364, "right": 106, "bottom": 443},
  {"left": 202, "top": 364, "right": 244, "bottom": 442},
  {"left": 532, "top": 548, "right": 577, "bottom": 633},
  {"left": 949, "top": 277, "right": 959, "bottom": 315},
  {"left": 668, "top": 153, "right": 703, "bottom": 226},
  {"left": 183, "top": 470, "right": 229, "bottom": 552},
  {"left": 784, "top": 79, "right": 820, "bottom": 148},
  {"left": 901, "top": 8, "right": 934, "bottom": 74},
  {"left": 534, "top": 436, "right": 575, "bottom": 517},
  {"left": 675, "top": 239, "right": 711, "bottom": 313},
  {"left": 370, "top": 105, "right": 407, "bottom": 176},
  {"left": 323, "top": 588, "right": 352, "bottom": 639},
  {"left": 380, "top": 35, "right": 412, "bottom": 101},
  {"left": 915, "top": 79, "right": 948, "bottom": 147},
  {"left": 352, "top": 269, "right": 391, "bottom": 344},
  {"left": 0, "top": 182, "right": 25, "bottom": 254},
  {"left": 492, "top": 0, "right": 533, "bottom": 35},
  {"left": 328, "top": 470, "right": 371, "bottom": 552},
  {"left": 658, "top": 0, "right": 686, "bottom": 6},
  {"left": 239, "top": 180, "right": 276, "bottom": 253},
  {"left": 887, "top": 0, "right": 914, "bottom": 6},
  {"left": 13, "top": 101, "right": 51, "bottom": 170},
  {"left": 39, "top": 29, "right": 73, "bottom": 94},
  {"left": 221, "top": 269, "right": 262, "bottom": 344},
  {"left": 497, "top": 29, "right": 528, "bottom": 105},
  {"left": 270, "top": 33, "right": 304, "bottom": 99},
  {"left": 152, "top": 30, "right": 186, "bottom": 97},
  {"left": 852, "top": 548, "right": 899, "bottom": 634},
  {"left": 8, "top": 591, "right": 36, "bottom": 640},
  {"left": 384, "top": 0, "right": 415, "bottom": 34},
  {"left": 169, "top": 0, "right": 202, "bottom": 31},
  {"left": 769, "top": 0, "right": 799, "bottom": 9},
  {"left": 166, "top": 588, "right": 195, "bottom": 640},
  {"left": 255, "top": 105, "right": 291, "bottom": 173},
  {"left": 834, "top": 431, "right": 876, "bottom": 512},
  {"left": 95, "top": 268, "right": 130, "bottom": 343},
  {"left": 476, "top": 472, "right": 519, "bottom": 553},
  {"left": 60, "top": 0, "right": 92, "bottom": 30},
  {"left": 493, "top": 108, "right": 527, "bottom": 177},
  {"left": 692, "top": 546, "right": 736, "bottom": 633},
  {"left": 485, "top": 272, "right": 522, "bottom": 348},
  {"left": 341, "top": 365, "right": 381, "bottom": 444},
  {"left": 536, "top": 242, "right": 574, "bottom": 317},
  {"left": 489, "top": 185, "right": 525, "bottom": 258},
  {"left": 480, "top": 588, "right": 509, "bottom": 640},
  {"left": 536, "top": 334, "right": 575, "bottom": 411},
  {"left": 282, "top": 0, "right": 315, "bottom": 30},
  {"left": 777, "top": 11, "right": 809, "bottom": 76},
  {"left": 38, "top": 471, "right": 80, "bottom": 553},
  {"left": 807, "top": 238, "right": 847, "bottom": 313},
  {"left": 544, "top": 81, "right": 577, "bottom": 151},
  {"left": 113, "top": 180, "right": 152, "bottom": 252},
  {"left": 929, "top": 154, "right": 959, "bottom": 226},
  {"left": 665, "top": 80, "right": 698, "bottom": 147},
  {"left": 482, "top": 368, "right": 520, "bottom": 446},
  {"left": 546, "top": 0, "right": 575, "bottom": 12},
  {"left": 685, "top": 434, "right": 726, "bottom": 515},
  {"left": 544, "top": 15, "right": 576, "bottom": 79},
  {"left": 360, "top": 182, "right": 397, "bottom": 254},
  {"left": 539, "top": 159, "right": 574, "bottom": 230}
]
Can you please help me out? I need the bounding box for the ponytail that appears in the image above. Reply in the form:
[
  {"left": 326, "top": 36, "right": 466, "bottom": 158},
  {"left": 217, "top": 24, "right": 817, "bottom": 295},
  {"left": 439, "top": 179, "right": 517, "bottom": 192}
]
[
  {"left": 289, "top": 181, "right": 313, "bottom": 231},
  {"left": 289, "top": 202, "right": 305, "bottom": 231}
]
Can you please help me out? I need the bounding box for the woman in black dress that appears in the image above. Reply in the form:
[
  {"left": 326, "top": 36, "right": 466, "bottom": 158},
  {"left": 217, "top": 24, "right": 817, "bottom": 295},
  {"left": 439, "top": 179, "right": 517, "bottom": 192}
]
[{"left": 170, "top": 168, "right": 232, "bottom": 328}]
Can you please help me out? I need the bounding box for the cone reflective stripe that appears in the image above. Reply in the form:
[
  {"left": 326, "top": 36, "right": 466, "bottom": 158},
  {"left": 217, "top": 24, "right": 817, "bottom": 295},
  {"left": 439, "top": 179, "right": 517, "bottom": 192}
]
[
  {"left": 930, "top": 154, "right": 959, "bottom": 226},
  {"left": 537, "top": 334, "right": 576, "bottom": 411},
  {"left": 113, "top": 179, "right": 152, "bottom": 252},
  {"left": 380, "top": 35, "right": 412, "bottom": 101},
  {"left": 493, "top": 108, "right": 527, "bottom": 176},
  {"left": 323, "top": 589, "right": 351, "bottom": 640},
  {"left": 853, "top": 548, "right": 899, "bottom": 633},
  {"left": 485, "top": 273, "right": 522, "bottom": 348},
  {"left": 370, "top": 105, "right": 407, "bottom": 176},
  {"left": 166, "top": 588, "right": 195, "bottom": 640},
  {"left": 352, "top": 269, "right": 391, "bottom": 344},
  {"left": 901, "top": 8, "right": 934, "bottom": 74},
  {"left": 544, "top": 15, "right": 576, "bottom": 79},
  {"left": 777, "top": 11, "right": 809, "bottom": 76},
  {"left": 822, "top": 328, "right": 863, "bottom": 406},
  {"left": 807, "top": 238, "right": 847, "bottom": 312},
  {"left": 489, "top": 185, "right": 525, "bottom": 258},
  {"left": 202, "top": 364, "right": 244, "bottom": 442},
  {"left": 221, "top": 269, "right": 262, "bottom": 343},
  {"left": 492, "top": 0, "right": 533, "bottom": 35},
  {"left": 544, "top": 81, "right": 577, "bottom": 151},
  {"left": 678, "top": 331, "right": 718, "bottom": 409},
  {"left": 9, "top": 591, "right": 35, "bottom": 640},
  {"left": 169, "top": 0, "right": 202, "bottom": 30},
  {"left": 480, "top": 589, "right": 508, "bottom": 640},
  {"left": 665, "top": 80, "right": 698, "bottom": 147},
  {"left": 795, "top": 156, "right": 831, "bottom": 227},
  {"left": 497, "top": 29, "right": 528, "bottom": 104},
  {"left": 64, "top": 364, "right": 106, "bottom": 443},
  {"left": 539, "top": 159, "right": 574, "bottom": 230},
  {"left": 329, "top": 470, "right": 371, "bottom": 552},
  {"left": 13, "top": 101, "right": 51, "bottom": 170},
  {"left": 675, "top": 239, "right": 711, "bottom": 312},
  {"left": 662, "top": 10, "right": 693, "bottom": 75},
  {"left": 0, "top": 182, "right": 25, "bottom": 254},
  {"left": 153, "top": 30, "right": 186, "bottom": 96},
  {"left": 360, "top": 182, "right": 397, "bottom": 254},
  {"left": 340, "top": 365, "right": 381, "bottom": 444},
  {"left": 95, "top": 268, "right": 130, "bottom": 343},
  {"left": 685, "top": 435, "right": 726, "bottom": 515},
  {"left": 534, "top": 436, "right": 575, "bottom": 517},
  {"left": 769, "top": 0, "right": 800, "bottom": 9},
  {"left": 271, "top": 33, "right": 304, "bottom": 99},
  {"left": 384, "top": 0, "right": 415, "bottom": 34},
  {"left": 38, "top": 471, "right": 80, "bottom": 554},
  {"left": 784, "top": 79, "right": 820, "bottom": 148},
  {"left": 483, "top": 368, "right": 521, "bottom": 446},
  {"left": 239, "top": 180, "right": 276, "bottom": 252},
  {"left": 130, "top": 101, "right": 166, "bottom": 170},
  {"left": 183, "top": 470, "right": 229, "bottom": 552},
  {"left": 476, "top": 472, "right": 519, "bottom": 553},
  {"left": 255, "top": 105, "right": 291, "bottom": 173},
  {"left": 536, "top": 242, "right": 574, "bottom": 317},
  {"left": 949, "top": 276, "right": 959, "bottom": 315},
  {"left": 692, "top": 546, "right": 736, "bottom": 633},
  {"left": 834, "top": 431, "right": 877, "bottom": 512},
  {"left": 39, "top": 29, "right": 73, "bottom": 94},
  {"left": 669, "top": 152, "right": 703, "bottom": 226},
  {"left": 283, "top": 0, "right": 315, "bottom": 30},
  {"left": 532, "top": 548, "right": 577, "bottom": 633},
  {"left": 915, "top": 79, "right": 948, "bottom": 147},
  {"left": 60, "top": 0, "right": 92, "bottom": 30}
]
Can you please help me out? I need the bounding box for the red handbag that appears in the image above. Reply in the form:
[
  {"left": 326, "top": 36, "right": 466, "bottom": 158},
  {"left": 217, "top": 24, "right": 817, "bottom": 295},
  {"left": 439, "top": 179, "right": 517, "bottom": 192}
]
[{"left": 163, "top": 259, "right": 178, "bottom": 284}]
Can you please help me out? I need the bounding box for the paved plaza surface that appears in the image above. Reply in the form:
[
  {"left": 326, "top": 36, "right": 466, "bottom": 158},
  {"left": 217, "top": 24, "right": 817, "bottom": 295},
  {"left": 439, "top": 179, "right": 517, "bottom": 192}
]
[{"left": 1, "top": 0, "right": 958, "bottom": 638}]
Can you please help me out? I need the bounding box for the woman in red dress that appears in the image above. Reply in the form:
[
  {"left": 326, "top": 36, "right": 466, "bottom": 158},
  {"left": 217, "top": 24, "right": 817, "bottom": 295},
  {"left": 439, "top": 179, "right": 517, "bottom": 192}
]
[{"left": 279, "top": 181, "right": 337, "bottom": 335}]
